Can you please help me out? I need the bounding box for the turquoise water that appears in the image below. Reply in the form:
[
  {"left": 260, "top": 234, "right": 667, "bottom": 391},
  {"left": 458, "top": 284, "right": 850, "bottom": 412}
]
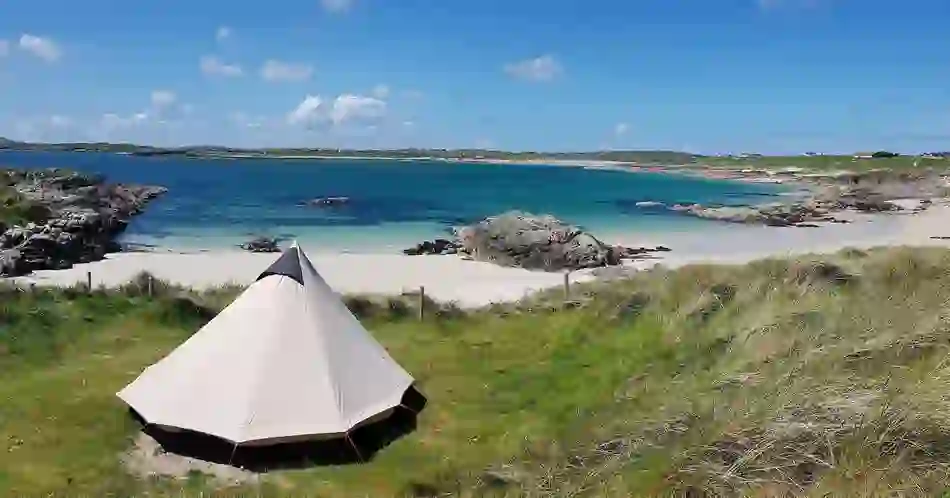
[{"left": 0, "top": 151, "right": 788, "bottom": 253}]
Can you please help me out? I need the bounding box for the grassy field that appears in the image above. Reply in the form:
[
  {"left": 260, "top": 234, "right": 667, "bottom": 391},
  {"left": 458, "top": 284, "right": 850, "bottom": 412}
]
[
  {"left": 4, "top": 248, "right": 950, "bottom": 496},
  {"left": 695, "top": 154, "right": 948, "bottom": 172}
]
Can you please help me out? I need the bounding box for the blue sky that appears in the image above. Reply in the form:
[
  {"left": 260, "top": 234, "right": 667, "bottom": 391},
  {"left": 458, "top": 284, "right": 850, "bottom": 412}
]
[{"left": 0, "top": 0, "right": 948, "bottom": 153}]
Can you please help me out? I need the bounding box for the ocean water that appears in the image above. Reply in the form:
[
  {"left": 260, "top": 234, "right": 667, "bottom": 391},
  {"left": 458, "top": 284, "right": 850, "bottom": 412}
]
[{"left": 0, "top": 151, "right": 789, "bottom": 253}]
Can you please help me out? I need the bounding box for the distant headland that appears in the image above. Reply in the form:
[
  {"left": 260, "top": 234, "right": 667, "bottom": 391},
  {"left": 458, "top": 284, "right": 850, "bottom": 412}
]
[{"left": 2, "top": 136, "right": 949, "bottom": 171}]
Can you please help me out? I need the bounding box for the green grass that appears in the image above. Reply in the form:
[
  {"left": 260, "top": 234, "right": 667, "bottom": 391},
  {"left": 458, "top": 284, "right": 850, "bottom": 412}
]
[
  {"left": 5, "top": 249, "right": 950, "bottom": 496},
  {"left": 695, "top": 154, "right": 948, "bottom": 172}
]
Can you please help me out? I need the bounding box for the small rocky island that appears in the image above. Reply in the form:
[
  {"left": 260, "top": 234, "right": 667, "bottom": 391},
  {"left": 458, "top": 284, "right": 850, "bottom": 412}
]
[
  {"left": 403, "top": 211, "right": 670, "bottom": 272},
  {"left": 0, "top": 168, "right": 167, "bottom": 277},
  {"left": 633, "top": 169, "right": 949, "bottom": 227}
]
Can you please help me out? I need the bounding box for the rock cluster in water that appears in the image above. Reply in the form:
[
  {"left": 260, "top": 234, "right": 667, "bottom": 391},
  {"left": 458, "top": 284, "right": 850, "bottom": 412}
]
[
  {"left": 403, "top": 211, "right": 670, "bottom": 272},
  {"left": 300, "top": 196, "right": 350, "bottom": 207},
  {"left": 0, "top": 168, "right": 167, "bottom": 277}
]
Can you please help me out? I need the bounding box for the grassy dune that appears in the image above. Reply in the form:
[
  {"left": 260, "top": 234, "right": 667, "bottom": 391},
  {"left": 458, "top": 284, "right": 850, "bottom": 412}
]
[{"left": 4, "top": 248, "right": 950, "bottom": 496}]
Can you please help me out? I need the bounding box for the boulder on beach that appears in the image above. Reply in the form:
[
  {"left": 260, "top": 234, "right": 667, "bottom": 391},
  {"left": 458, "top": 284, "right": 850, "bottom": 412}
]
[{"left": 455, "top": 211, "right": 624, "bottom": 271}]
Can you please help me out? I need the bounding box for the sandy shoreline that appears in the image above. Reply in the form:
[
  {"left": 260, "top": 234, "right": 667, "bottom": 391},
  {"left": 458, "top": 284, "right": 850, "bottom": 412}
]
[{"left": 9, "top": 199, "right": 950, "bottom": 307}]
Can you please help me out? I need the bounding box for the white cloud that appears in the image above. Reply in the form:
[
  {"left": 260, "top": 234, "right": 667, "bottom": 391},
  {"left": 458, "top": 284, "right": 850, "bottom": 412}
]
[
  {"left": 321, "top": 0, "right": 353, "bottom": 13},
  {"left": 504, "top": 54, "right": 562, "bottom": 82},
  {"left": 229, "top": 111, "right": 263, "bottom": 128},
  {"left": 216, "top": 26, "right": 232, "bottom": 42},
  {"left": 287, "top": 95, "right": 325, "bottom": 125},
  {"left": 286, "top": 93, "right": 388, "bottom": 127},
  {"left": 19, "top": 34, "right": 61, "bottom": 62},
  {"left": 150, "top": 90, "right": 177, "bottom": 109},
  {"left": 371, "top": 84, "right": 390, "bottom": 99},
  {"left": 615, "top": 122, "right": 629, "bottom": 136},
  {"left": 403, "top": 120, "right": 414, "bottom": 127},
  {"left": 49, "top": 115, "right": 71, "bottom": 128},
  {"left": 331, "top": 94, "right": 386, "bottom": 125},
  {"left": 0, "top": 40, "right": 9, "bottom": 57},
  {"left": 260, "top": 60, "right": 313, "bottom": 82},
  {"left": 200, "top": 56, "right": 243, "bottom": 77}
]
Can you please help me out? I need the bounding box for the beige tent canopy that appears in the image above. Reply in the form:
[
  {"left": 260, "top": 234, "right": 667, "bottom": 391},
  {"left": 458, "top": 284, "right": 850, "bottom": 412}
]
[{"left": 117, "top": 242, "right": 417, "bottom": 447}]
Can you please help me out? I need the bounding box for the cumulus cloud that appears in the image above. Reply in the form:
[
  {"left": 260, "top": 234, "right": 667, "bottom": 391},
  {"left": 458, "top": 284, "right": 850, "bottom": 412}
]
[
  {"left": 287, "top": 95, "right": 325, "bottom": 125},
  {"left": 321, "top": 0, "right": 354, "bottom": 13},
  {"left": 371, "top": 84, "right": 390, "bottom": 99},
  {"left": 150, "top": 90, "right": 177, "bottom": 109},
  {"left": 0, "top": 40, "right": 9, "bottom": 57},
  {"left": 286, "top": 93, "right": 387, "bottom": 127},
  {"left": 261, "top": 60, "right": 313, "bottom": 82},
  {"left": 615, "top": 122, "right": 629, "bottom": 136},
  {"left": 504, "top": 55, "right": 562, "bottom": 82},
  {"left": 216, "top": 26, "right": 232, "bottom": 42},
  {"left": 200, "top": 56, "right": 243, "bottom": 77},
  {"left": 331, "top": 94, "right": 386, "bottom": 125},
  {"left": 19, "top": 34, "right": 61, "bottom": 62}
]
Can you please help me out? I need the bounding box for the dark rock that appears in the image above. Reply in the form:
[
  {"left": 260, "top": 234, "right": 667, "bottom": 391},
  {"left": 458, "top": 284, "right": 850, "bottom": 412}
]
[
  {"left": 240, "top": 236, "right": 280, "bottom": 253},
  {"left": 302, "top": 196, "right": 350, "bottom": 207},
  {"left": 403, "top": 238, "right": 459, "bottom": 256},
  {"left": 0, "top": 168, "right": 167, "bottom": 277}
]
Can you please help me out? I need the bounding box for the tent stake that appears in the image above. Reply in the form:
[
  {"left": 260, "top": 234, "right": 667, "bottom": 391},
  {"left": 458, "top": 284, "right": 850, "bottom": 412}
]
[
  {"left": 418, "top": 286, "right": 425, "bottom": 321},
  {"left": 228, "top": 443, "right": 239, "bottom": 466},
  {"left": 346, "top": 433, "right": 365, "bottom": 463}
]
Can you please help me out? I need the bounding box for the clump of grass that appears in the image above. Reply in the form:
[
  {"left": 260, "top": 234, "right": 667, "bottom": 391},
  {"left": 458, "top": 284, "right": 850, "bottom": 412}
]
[{"left": 5, "top": 247, "right": 950, "bottom": 497}]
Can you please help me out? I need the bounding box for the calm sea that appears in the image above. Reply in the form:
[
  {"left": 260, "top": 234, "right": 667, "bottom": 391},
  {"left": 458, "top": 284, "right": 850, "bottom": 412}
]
[{"left": 0, "top": 151, "right": 788, "bottom": 253}]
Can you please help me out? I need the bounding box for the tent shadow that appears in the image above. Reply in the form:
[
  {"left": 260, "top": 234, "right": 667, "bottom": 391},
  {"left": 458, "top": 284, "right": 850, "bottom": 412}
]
[{"left": 131, "top": 386, "right": 427, "bottom": 472}]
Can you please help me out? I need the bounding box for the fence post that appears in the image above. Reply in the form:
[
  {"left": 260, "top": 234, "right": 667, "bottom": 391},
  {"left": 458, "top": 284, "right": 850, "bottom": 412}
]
[
  {"left": 418, "top": 286, "right": 425, "bottom": 321},
  {"left": 563, "top": 271, "right": 571, "bottom": 301},
  {"left": 86, "top": 271, "right": 92, "bottom": 294},
  {"left": 147, "top": 274, "right": 154, "bottom": 297}
]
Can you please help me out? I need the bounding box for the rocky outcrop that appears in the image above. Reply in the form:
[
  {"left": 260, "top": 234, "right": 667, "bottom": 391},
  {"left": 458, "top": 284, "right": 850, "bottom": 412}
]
[
  {"left": 654, "top": 183, "right": 910, "bottom": 228},
  {"left": 0, "top": 168, "right": 167, "bottom": 277},
  {"left": 240, "top": 236, "right": 280, "bottom": 253},
  {"left": 456, "top": 212, "right": 614, "bottom": 270},
  {"left": 456, "top": 212, "right": 666, "bottom": 271},
  {"left": 668, "top": 202, "right": 844, "bottom": 227},
  {"left": 402, "top": 212, "right": 672, "bottom": 271}
]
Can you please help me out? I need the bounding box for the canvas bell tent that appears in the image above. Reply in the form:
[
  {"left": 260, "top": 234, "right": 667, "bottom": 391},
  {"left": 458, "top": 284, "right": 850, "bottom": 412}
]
[{"left": 117, "top": 242, "right": 422, "bottom": 453}]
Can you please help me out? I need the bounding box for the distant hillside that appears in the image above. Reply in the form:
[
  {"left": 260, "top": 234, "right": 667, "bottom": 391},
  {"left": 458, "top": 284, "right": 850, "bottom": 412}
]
[{"left": 0, "top": 137, "right": 701, "bottom": 164}]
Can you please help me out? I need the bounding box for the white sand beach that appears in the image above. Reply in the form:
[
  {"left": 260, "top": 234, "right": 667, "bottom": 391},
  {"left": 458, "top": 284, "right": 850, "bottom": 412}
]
[{"left": 11, "top": 200, "right": 950, "bottom": 307}]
